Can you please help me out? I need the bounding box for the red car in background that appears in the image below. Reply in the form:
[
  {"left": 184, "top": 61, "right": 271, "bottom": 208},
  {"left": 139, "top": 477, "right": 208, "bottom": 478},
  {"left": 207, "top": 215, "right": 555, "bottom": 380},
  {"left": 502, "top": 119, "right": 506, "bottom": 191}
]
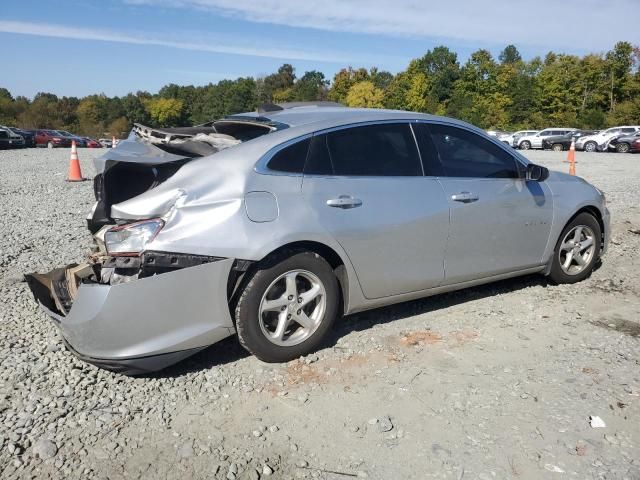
[
  {"left": 34, "top": 130, "right": 72, "bottom": 148},
  {"left": 82, "top": 137, "right": 102, "bottom": 148}
]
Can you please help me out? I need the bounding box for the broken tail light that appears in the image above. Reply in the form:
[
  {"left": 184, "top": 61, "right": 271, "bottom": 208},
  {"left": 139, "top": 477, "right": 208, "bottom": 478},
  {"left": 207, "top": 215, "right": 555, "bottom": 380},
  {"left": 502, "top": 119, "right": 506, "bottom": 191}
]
[{"left": 104, "top": 219, "right": 164, "bottom": 256}]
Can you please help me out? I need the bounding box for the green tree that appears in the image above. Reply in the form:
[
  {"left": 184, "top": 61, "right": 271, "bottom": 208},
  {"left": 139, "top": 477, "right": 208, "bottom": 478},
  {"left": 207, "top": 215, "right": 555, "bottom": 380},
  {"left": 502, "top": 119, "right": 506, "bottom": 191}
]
[
  {"left": 144, "top": 97, "right": 184, "bottom": 126},
  {"left": 290, "top": 71, "right": 329, "bottom": 101},
  {"left": 328, "top": 67, "right": 370, "bottom": 103},
  {"left": 345, "top": 81, "right": 385, "bottom": 108},
  {"left": 499, "top": 45, "right": 522, "bottom": 64}
]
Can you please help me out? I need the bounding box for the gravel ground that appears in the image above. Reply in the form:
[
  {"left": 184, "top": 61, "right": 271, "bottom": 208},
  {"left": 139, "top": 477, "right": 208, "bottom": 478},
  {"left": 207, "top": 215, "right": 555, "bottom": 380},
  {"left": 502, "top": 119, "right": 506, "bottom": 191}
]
[{"left": 0, "top": 147, "right": 639, "bottom": 479}]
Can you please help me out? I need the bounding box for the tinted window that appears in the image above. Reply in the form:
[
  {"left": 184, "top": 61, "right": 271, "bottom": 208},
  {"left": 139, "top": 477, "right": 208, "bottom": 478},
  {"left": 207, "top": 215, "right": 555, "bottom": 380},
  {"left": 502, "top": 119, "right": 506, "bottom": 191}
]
[
  {"left": 425, "top": 124, "right": 520, "bottom": 179},
  {"left": 304, "top": 135, "right": 333, "bottom": 175},
  {"left": 321, "top": 123, "right": 422, "bottom": 176},
  {"left": 267, "top": 138, "right": 310, "bottom": 173},
  {"left": 621, "top": 128, "right": 637, "bottom": 133},
  {"left": 540, "top": 131, "right": 552, "bottom": 136},
  {"left": 0, "top": 130, "right": 8, "bottom": 139}
]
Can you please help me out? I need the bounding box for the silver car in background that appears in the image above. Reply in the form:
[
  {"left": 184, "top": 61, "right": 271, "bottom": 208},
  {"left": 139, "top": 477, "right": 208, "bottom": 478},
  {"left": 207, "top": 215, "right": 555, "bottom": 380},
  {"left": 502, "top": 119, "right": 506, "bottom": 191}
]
[{"left": 26, "top": 104, "right": 610, "bottom": 374}]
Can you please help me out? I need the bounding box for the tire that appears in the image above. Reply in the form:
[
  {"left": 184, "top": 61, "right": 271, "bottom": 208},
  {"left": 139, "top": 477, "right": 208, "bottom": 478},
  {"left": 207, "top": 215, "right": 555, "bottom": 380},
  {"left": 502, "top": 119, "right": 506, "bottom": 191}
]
[
  {"left": 47, "top": 142, "right": 54, "bottom": 149},
  {"left": 584, "top": 141, "right": 597, "bottom": 152},
  {"left": 552, "top": 143, "right": 564, "bottom": 152},
  {"left": 235, "top": 250, "right": 339, "bottom": 362},
  {"left": 616, "top": 142, "right": 630, "bottom": 153},
  {"left": 548, "top": 213, "right": 601, "bottom": 284},
  {"left": 519, "top": 140, "right": 531, "bottom": 150}
]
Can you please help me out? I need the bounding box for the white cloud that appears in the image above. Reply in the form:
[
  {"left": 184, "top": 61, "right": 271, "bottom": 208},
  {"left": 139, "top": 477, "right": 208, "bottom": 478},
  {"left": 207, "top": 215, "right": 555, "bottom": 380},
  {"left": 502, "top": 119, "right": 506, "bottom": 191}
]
[
  {"left": 126, "top": 0, "right": 639, "bottom": 51},
  {"left": 0, "top": 20, "right": 350, "bottom": 62}
]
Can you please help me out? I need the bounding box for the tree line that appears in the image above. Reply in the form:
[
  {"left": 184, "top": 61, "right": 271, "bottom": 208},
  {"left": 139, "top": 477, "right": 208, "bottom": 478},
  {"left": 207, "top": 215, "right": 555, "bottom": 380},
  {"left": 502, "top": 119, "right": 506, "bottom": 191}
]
[{"left": 1, "top": 42, "right": 639, "bottom": 137}]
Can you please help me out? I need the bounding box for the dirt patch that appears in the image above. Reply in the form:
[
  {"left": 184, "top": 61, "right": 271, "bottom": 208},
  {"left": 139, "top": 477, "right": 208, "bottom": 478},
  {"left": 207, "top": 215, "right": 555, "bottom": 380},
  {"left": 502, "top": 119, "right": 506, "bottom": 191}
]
[
  {"left": 591, "top": 316, "right": 640, "bottom": 337},
  {"left": 399, "top": 331, "right": 443, "bottom": 346}
]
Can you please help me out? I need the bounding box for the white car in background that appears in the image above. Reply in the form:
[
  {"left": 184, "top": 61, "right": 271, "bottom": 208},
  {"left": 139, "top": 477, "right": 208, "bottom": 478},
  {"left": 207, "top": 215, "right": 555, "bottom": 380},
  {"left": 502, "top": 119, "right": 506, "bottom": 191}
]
[
  {"left": 500, "top": 130, "right": 539, "bottom": 148},
  {"left": 517, "top": 128, "right": 576, "bottom": 150},
  {"left": 575, "top": 126, "right": 640, "bottom": 152}
]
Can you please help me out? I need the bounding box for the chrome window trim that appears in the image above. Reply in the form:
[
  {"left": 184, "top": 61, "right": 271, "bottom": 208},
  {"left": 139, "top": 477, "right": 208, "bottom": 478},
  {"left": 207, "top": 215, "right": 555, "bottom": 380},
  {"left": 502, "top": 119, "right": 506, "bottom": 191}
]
[{"left": 255, "top": 117, "right": 528, "bottom": 180}]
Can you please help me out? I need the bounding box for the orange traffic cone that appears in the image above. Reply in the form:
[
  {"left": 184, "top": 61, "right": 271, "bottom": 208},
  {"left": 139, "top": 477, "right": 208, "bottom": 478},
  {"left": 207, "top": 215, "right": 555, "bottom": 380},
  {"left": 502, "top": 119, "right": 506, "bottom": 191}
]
[
  {"left": 112, "top": 136, "right": 116, "bottom": 148},
  {"left": 67, "top": 140, "right": 86, "bottom": 182},
  {"left": 567, "top": 139, "right": 576, "bottom": 176}
]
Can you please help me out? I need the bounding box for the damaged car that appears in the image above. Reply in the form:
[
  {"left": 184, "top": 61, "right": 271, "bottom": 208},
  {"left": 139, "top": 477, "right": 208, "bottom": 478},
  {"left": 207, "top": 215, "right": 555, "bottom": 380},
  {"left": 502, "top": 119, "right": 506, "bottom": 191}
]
[{"left": 26, "top": 103, "right": 610, "bottom": 375}]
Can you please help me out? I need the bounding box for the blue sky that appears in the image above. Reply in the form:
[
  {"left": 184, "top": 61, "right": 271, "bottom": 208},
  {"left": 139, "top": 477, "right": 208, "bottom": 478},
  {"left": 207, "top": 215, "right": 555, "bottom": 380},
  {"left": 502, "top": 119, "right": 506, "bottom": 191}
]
[{"left": 2, "top": 0, "right": 638, "bottom": 98}]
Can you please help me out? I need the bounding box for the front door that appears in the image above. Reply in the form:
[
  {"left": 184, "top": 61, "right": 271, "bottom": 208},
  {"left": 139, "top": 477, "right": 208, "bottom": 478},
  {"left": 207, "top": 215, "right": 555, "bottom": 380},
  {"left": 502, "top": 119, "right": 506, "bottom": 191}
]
[
  {"left": 414, "top": 122, "right": 553, "bottom": 284},
  {"left": 301, "top": 123, "right": 450, "bottom": 299}
]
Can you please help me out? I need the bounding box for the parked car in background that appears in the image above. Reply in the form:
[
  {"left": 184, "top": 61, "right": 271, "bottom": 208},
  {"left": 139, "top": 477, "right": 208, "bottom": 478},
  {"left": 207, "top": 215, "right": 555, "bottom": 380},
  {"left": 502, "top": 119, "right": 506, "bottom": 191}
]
[
  {"left": 55, "top": 130, "right": 87, "bottom": 147},
  {"left": 517, "top": 128, "right": 577, "bottom": 150},
  {"left": 542, "top": 130, "right": 599, "bottom": 151},
  {"left": 7, "top": 127, "right": 35, "bottom": 147},
  {"left": 575, "top": 126, "right": 640, "bottom": 152},
  {"left": 486, "top": 130, "right": 512, "bottom": 138},
  {"left": 98, "top": 138, "right": 113, "bottom": 148},
  {"left": 25, "top": 105, "right": 610, "bottom": 374},
  {"left": 0, "top": 127, "right": 24, "bottom": 149},
  {"left": 500, "top": 130, "right": 539, "bottom": 148},
  {"left": 34, "top": 129, "right": 72, "bottom": 148},
  {"left": 83, "top": 137, "right": 102, "bottom": 148},
  {"left": 607, "top": 131, "right": 640, "bottom": 153},
  {"left": 0, "top": 126, "right": 25, "bottom": 148}
]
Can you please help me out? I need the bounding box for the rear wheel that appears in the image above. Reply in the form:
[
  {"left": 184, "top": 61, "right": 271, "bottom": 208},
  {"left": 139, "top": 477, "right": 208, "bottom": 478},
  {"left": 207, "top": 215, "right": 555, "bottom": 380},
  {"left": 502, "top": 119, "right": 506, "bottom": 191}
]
[
  {"left": 552, "top": 143, "right": 564, "bottom": 152},
  {"left": 616, "top": 142, "right": 630, "bottom": 153},
  {"left": 235, "top": 250, "right": 339, "bottom": 362},
  {"left": 519, "top": 140, "right": 531, "bottom": 150},
  {"left": 548, "top": 213, "right": 601, "bottom": 284},
  {"left": 584, "top": 141, "right": 597, "bottom": 152}
]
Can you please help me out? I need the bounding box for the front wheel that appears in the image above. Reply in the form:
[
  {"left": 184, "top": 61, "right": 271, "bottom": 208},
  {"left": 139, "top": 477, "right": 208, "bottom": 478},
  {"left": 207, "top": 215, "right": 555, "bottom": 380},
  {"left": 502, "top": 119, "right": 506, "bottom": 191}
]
[
  {"left": 235, "top": 250, "right": 339, "bottom": 362},
  {"left": 47, "top": 142, "right": 54, "bottom": 149},
  {"left": 548, "top": 213, "right": 601, "bottom": 284},
  {"left": 552, "top": 143, "right": 564, "bottom": 152},
  {"left": 584, "top": 141, "right": 597, "bottom": 152}
]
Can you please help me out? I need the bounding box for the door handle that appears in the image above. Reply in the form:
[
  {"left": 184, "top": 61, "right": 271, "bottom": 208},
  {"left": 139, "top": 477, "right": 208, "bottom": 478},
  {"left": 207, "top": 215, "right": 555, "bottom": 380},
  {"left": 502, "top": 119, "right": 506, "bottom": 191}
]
[
  {"left": 451, "top": 191, "right": 479, "bottom": 203},
  {"left": 326, "top": 195, "right": 363, "bottom": 209}
]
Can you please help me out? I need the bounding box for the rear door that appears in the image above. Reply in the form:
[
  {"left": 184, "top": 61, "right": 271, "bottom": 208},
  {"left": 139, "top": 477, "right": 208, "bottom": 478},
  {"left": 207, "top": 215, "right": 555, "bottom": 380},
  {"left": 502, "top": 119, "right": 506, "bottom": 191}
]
[
  {"left": 301, "top": 122, "right": 450, "bottom": 299},
  {"left": 414, "top": 122, "right": 553, "bottom": 284}
]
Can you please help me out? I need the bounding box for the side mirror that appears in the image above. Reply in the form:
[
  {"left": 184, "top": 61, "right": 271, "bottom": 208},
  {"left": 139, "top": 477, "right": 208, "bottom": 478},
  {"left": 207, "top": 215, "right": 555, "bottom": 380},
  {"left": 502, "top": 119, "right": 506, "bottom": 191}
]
[{"left": 526, "top": 163, "right": 549, "bottom": 182}]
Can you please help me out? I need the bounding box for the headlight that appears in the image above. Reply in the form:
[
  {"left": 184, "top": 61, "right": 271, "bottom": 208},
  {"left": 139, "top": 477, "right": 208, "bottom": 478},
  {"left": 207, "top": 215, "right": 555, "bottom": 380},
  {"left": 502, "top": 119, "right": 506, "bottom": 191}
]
[{"left": 105, "top": 219, "right": 164, "bottom": 256}]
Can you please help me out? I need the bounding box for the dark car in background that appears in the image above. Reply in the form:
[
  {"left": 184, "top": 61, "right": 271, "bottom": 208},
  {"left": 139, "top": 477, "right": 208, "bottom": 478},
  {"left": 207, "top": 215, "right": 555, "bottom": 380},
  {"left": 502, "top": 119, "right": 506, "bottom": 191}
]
[
  {"left": 608, "top": 132, "right": 640, "bottom": 153},
  {"left": 8, "top": 127, "right": 35, "bottom": 147},
  {"left": 0, "top": 128, "right": 23, "bottom": 149},
  {"left": 542, "top": 130, "right": 598, "bottom": 151},
  {"left": 33, "top": 129, "right": 72, "bottom": 148},
  {"left": 55, "top": 130, "right": 87, "bottom": 147}
]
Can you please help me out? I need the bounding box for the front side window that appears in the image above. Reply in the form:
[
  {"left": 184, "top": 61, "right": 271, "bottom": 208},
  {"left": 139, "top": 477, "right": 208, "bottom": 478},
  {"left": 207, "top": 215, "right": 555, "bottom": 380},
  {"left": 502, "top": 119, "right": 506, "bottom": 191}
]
[
  {"left": 423, "top": 124, "right": 520, "bottom": 179},
  {"left": 307, "top": 123, "right": 422, "bottom": 177}
]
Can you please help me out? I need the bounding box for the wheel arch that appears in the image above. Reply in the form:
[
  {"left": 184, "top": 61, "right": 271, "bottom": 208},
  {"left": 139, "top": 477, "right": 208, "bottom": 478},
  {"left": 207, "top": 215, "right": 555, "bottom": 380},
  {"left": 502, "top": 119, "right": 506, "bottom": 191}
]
[
  {"left": 228, "top": 240, "right": 351, "bottom": 317},
  {"left": 543, "top": 204, "right": 605, "bottom": 275}
]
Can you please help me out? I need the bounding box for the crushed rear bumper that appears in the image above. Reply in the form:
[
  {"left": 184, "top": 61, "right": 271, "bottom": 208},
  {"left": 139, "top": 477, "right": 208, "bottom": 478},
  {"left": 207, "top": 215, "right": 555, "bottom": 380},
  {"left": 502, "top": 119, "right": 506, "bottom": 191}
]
[{"left": 25, "top": 258, "right": 236, "bottom": 375}]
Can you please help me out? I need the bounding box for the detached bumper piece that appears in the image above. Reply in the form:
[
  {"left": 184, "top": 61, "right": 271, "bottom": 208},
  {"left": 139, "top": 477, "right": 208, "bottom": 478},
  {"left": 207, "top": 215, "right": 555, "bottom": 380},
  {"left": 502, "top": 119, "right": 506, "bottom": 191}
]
[{"left": 25, "top": 258, "right": 236, "bottom": 375}]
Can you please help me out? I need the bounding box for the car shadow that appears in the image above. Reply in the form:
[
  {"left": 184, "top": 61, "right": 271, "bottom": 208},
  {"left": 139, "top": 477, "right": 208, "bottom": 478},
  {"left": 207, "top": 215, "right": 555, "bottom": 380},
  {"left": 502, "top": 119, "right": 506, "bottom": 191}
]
[
  {"left": 324, "top": 273, "right": 550, "bottom": 346},
  {"left": 149, "top": 273, "right": 551, "bottom": 379}
]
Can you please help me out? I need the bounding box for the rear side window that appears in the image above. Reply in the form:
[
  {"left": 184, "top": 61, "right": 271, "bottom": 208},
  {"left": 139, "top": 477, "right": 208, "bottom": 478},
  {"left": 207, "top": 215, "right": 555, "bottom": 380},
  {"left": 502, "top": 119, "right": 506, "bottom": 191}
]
[
  {"left": 315, "top": 123, "right": 422, "bottom": 176},
  {"left": 422, "top": 124, "right": 520, "bottom": 179},
  {"left": 621, "top": 128, "right": 637, "bottom": 133},
  {"left": 267, "top": 138, "right": 310, "bottom": 173}
]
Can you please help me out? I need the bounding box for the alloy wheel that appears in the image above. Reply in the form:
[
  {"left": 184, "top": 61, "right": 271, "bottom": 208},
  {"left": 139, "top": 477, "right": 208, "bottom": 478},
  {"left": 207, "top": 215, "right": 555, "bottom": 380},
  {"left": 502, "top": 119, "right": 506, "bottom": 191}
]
[
  {"left": 558, "top": 225, "right": 596, "bottom": 275},
  {"left": 258, "top": 269, "right": 326, "bottom": 347}
]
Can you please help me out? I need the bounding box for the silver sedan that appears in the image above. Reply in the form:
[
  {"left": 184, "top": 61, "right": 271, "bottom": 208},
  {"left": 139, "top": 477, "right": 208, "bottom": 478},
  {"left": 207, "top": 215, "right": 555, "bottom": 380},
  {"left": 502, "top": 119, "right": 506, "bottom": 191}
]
[{"left": 26, "top": 105, "right": 610, "bottom": 374}]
